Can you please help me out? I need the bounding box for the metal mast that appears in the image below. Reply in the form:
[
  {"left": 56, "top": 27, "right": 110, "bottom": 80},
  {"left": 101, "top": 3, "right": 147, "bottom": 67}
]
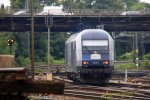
[{"left": 31, "top": 0, "right": 35, "bottom": 79}]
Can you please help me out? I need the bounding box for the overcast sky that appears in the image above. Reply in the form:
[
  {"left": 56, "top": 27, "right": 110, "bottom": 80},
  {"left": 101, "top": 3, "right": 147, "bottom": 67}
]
[
  {"left": 0, "top": 0, "right": 10, "bottom": 7},
  {"left": 140, "top": 0, "right": 150, "bottom": 3},
  {"left": 0, "top": 0, "right": 150, "bottom": 7}
]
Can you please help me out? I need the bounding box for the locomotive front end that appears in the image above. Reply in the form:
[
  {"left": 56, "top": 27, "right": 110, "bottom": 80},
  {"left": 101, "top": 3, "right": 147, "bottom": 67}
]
[
  {"left": 82, "top": 39, "right": 109, "bottom": 68},
  {"left": 79, "top": 29, "right": 114, "bottom": 84}
]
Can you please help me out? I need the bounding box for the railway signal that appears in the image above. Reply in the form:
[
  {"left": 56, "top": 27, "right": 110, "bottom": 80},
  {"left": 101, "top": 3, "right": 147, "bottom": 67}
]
[
  {"left": 7, "top": 39, "right": 14, "bottom": 54},
  {"left": 7, "top": 39, "right": 14, "bottom": 46}
]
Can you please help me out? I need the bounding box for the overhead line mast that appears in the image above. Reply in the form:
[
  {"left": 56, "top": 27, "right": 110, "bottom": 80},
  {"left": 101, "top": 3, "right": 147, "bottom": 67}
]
[{"left": 31, "top": 0, "right": 35, "bottom": 79}]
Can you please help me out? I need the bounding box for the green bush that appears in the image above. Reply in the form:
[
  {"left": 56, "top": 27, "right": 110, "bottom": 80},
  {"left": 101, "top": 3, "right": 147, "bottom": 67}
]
[
  {"left": 15, "top": 56, "right": 31, "bottom": 67},
  {"left": 118, "top": 51, "right": 133, "bottom": 61},
  {"left": 22, "top": 57, "right": 31, "bottom": 66},
  {"left": 48, "top": 56, "right": 64, "bottom": 65},
  {"left": 115, "top": 62, "right": 135, "bottom": 70},
  {"left": 53, "top": 59, "right": 65, "bottom": 65},
  {"left": 140, "top": 60, "right": 150, "bottom": 69},
  {"left": 143, "top": 53, "right": 150, "bottom": 60},
  {"left": 49, "top": 55, "right": 54, "bottom": 64},
  {"left": 139, "top": 53, "right": 150, "bottom": 69}
]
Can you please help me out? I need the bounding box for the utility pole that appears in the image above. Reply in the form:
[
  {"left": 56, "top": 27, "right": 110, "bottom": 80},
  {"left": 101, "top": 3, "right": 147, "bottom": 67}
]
[
  {"left": 46, "top": 15, "right": 53, "bottom": 68},
  {"left": 46, "top": 15, "right": 53, "bottom": 80},
  {"left": 25, "top": 0, "right": 29, "bottom": 10},
  {"left": 48, "top": 26, "right": 50, "bottom": 72},
  {"left": 28, "top": 32, "right": 30, "bottom": 58},
  {"left": 31, "top": 0, "right": 35, "bottom": 79},
  {"left": 135, "top": 33, "right": 139, "bottom": 70}
]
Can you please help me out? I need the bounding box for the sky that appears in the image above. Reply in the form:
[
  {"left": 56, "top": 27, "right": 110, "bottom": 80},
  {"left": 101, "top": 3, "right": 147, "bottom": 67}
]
[
  {"left": 0, "top": 0, "right": 10, "bottom": 7},
  {"left": 140, "top": 0, "right": 150, "bottom": 3},
  {"left": 0, "top": 0, "right": 150, "bottom": 7}
]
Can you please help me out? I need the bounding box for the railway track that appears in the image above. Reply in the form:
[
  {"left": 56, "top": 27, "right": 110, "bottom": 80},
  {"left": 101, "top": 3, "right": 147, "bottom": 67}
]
[
  {"left": 64, "top": 81, "right": 150, "bottom": 99},
  {"left": 32, "top": 65, "right": 150, "bottom": 76},
  {"left": 53, "top": 76, "right": 150, "bottom": 100},
  {"left": 111, "top": 76, "right": 150, "bottom": 84},
  {"left": 27, "top": 72, "right": 150, "bottom": 100},
  {"left": 134, "top": 76, "right": 150, "bottom": 84},
  {"left": 34, "top": 65, "right": 150, "bottom": 85},
  {"left": 28, "top": 65, "right": 150, "bottom": 99}
]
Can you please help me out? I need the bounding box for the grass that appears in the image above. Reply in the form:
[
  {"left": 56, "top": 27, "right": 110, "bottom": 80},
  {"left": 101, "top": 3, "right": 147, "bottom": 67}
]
[
  {"left": 115, "top": 60, "right": 150, "bottom": 71},
  {"left": 35, "top": 59, "right": 65, "bottom": 66},
  {"left": 53, "top": 59, "right": 64, "bottom": 65},
  {"left": 115, "top": 62, "right": 135, "bottom": 71}
]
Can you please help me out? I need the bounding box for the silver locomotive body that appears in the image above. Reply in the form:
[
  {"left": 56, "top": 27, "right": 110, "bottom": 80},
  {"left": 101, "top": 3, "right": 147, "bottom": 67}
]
[{"left": 65, "top": 29, "right": 114, "bottom": 84}]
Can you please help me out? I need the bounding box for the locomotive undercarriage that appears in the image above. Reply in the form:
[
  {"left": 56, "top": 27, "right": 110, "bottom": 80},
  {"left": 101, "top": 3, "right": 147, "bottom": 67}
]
[
  {"left": 80, "top": 67, "right": 112, "bottom": 84},
  {"left": 67, "top": 67, "right": 113, "bottom": 84}
]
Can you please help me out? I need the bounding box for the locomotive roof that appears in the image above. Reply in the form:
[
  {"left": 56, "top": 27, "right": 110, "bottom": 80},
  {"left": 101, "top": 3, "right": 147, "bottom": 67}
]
[
  {"left": 65, "top": 29, "right": 110, "bottom": 44},
  {"left": 65, "top": 33, "right": 77, "bottom": 44},
  {"left": 81, "top": 29, "right": 109, "bottom": 34},
  {"left": 81, "top": 29, "right": 110, "bottom": 39}
]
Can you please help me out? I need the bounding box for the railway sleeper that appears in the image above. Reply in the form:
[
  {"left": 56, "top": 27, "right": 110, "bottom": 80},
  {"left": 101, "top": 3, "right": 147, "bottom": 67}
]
[{"left": 64, "top": 90, "right": 150, "bottom": 100}]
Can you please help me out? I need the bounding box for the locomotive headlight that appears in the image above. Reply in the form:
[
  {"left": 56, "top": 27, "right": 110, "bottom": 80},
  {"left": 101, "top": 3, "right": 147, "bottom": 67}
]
[
  {"left": 83, "top": 61, "right": 88, "bottom": 64},
  {"left": 103, "top": 60, "right": 109, "bottom": 64},
  {"left": 83, "top": 61, "right": 87, "bottom": 64}
]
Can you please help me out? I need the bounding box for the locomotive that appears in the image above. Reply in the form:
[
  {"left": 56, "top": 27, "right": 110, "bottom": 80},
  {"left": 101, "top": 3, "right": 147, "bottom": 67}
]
[{"left": 65, "top": 29, "right": 114, "bottom": 84}]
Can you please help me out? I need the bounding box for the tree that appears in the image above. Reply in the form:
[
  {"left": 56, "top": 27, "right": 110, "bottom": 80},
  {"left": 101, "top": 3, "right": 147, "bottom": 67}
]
[
  {"left": 91, "top": 0, "right": 124, "bottom": 9},
  {"left": 34, "top": 32, "right": 47, "bottom": 61},
  {"left": 10, "top": 0, "right": 25, "bottom": 9},
  {"left": 62, "top": 0, "right": 87, "bottom": 9},
  {"left": 51, "top": 32, "right": 70, "bottom": 59},
  {"left": 37, "top": 0, "right": 58, "bottom": 6},
  {"left": 121, "top": 0, "right": 140, "bottom": 10},
  {"left": 131, "top": 2, "right": 145, "bottom": 10},
  {"left": 13, "top": 32, "right": 30, "bottom": 66}
]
